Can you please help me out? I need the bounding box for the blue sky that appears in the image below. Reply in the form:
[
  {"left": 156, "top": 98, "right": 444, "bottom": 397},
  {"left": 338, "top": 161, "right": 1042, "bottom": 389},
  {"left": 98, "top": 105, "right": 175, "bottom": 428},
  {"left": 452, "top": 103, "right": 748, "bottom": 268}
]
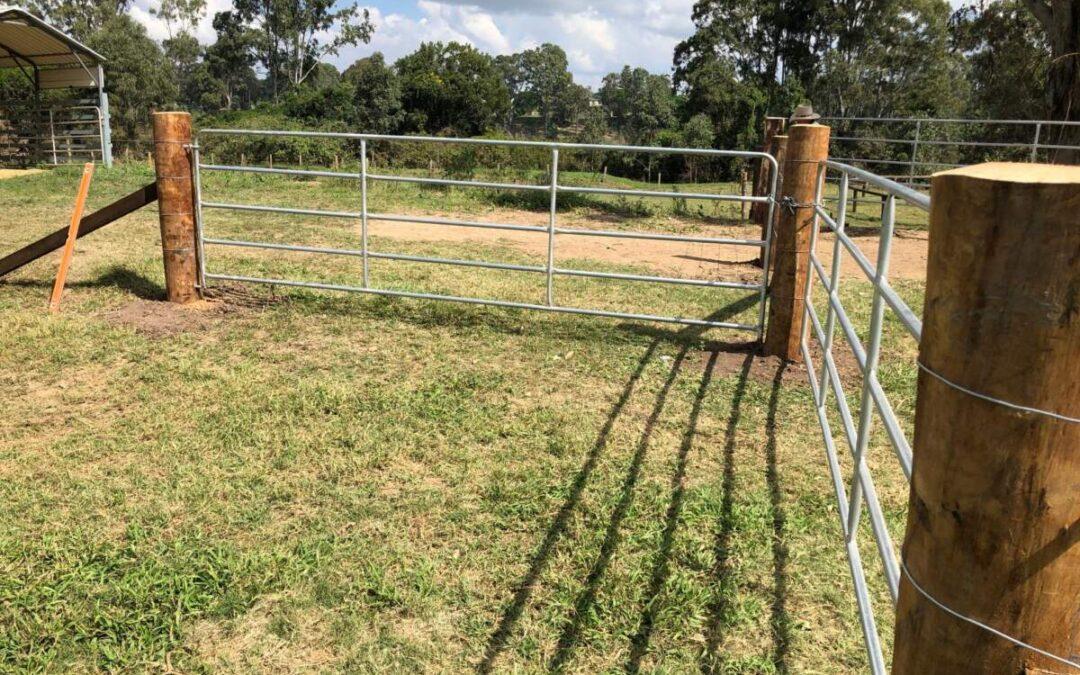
[{"left": 130, "top": 0, "right": 697, "bottom": 89}]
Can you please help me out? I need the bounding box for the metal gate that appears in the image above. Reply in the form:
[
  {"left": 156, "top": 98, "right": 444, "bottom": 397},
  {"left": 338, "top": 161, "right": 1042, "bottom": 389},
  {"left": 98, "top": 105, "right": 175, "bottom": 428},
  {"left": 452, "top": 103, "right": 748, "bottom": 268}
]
[
  {"left": 802, "top": 159, "right": 930, "bottom": 672},
  {"left": 191, "top": 130, "right": 778, "bottom": 336}
]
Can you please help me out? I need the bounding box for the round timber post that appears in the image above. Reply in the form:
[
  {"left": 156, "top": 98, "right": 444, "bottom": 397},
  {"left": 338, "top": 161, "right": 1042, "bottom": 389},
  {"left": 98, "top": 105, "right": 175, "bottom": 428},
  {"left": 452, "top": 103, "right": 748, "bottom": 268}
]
[
  {"left": 763, "top": 122, "right": 829, "bottom": 361},
  {"left": 766, "top": 134, "right": 789, "bottom": 268},
  {"left": 751, "top": 116, "right": 786, "bottom": 226},
  {"left": 892, "top": 163, "right": 1080, "bottom": 673},
  {"left": 151, "top": 111, "right": 199, "bottom": 303}
]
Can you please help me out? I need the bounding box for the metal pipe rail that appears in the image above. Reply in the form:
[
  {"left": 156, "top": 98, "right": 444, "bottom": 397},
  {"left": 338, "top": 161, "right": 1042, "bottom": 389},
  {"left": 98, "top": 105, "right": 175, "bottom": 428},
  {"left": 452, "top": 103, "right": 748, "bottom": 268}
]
[
  {"left": 192, "top": 128, "right": 778, "bottom": 335},
  {"left": 823, "top": 116, "right": 1080, "bottom": 186},
  {"left": 801, "top": 160, "right": 931, "bottom": 673}
]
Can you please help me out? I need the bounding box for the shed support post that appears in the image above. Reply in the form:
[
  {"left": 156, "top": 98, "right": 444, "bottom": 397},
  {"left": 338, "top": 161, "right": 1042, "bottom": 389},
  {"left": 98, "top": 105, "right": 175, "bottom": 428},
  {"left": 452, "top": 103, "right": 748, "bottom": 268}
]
[
  {"left": 97, "top": 64, "right": 112, "bottom": 167},
  {"left": 152, "top": 111, "right": 199, "bottom": 303},
  {"left": 764, "top": 122, "right": 829, "bottom": 361},
  {"left": 892, "top": 163, "right": 1080, "bottom": 674}
]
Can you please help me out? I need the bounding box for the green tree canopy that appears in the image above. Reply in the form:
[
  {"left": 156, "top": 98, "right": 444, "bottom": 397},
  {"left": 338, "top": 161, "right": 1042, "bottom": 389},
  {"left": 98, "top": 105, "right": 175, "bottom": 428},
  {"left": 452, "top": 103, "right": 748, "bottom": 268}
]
[
  {"left": 343, "top": 53, "right": 404, "bottom": 134},
  {"left": 396, "top": 42, "right": 510, "bottom": 136},
  {"left": 86, "top": 15, "right": 177, "bottom": 139},
  {"left": 598, "top": 66, "right": 677, "bottom": 145}
]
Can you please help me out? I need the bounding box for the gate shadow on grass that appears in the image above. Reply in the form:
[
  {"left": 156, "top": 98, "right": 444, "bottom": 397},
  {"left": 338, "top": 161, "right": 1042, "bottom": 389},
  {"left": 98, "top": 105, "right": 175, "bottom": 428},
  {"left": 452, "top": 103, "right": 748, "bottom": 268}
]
[
  {"left": 478, "top": 296, "right": 759, "bottom": 674},
  {"left": 700, "top": 359, "right": 790, "bottom": 674}
]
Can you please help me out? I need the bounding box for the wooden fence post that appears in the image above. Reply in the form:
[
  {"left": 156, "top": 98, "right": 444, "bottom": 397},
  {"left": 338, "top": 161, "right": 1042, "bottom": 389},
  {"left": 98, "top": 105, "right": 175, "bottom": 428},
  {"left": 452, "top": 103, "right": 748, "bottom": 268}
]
[
  {"left": 151, "top": 111, "right": 199, "bottom": 304},
  {"left": 751, "top": 116, "right": 786, "bottom": 225},
  {"left": 892, "top": 163, "right": 1080, "bottom": 674},
  {"left": 763, "top": 123, "right": 829, "bottom": 360},
  {"left": 766, "top": 134, "right": 789, "bottom": 268}
]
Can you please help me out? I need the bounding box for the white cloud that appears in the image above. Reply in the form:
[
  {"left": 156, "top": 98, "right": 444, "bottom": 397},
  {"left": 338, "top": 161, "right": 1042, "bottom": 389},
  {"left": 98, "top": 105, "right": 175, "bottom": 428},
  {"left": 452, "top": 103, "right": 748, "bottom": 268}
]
[
  {"left": 128, "top": 0, "right": 695, "bottom": 89},
  {"left": 131, "top": 0, "right": 234, "bottom": 43}
]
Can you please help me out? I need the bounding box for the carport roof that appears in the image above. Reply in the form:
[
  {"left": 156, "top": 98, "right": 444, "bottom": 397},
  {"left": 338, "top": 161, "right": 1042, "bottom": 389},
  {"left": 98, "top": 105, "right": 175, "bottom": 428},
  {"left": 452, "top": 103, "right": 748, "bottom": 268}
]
[{"left": 0, "top": 6, "right": 105, "bottom": 89}]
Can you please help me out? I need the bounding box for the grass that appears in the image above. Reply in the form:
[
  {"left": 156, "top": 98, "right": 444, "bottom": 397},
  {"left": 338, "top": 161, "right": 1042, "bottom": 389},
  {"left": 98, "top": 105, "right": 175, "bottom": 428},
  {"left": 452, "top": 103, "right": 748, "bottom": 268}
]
[{"left": 0, "top": 162, "right": 918, "bottom": 673}]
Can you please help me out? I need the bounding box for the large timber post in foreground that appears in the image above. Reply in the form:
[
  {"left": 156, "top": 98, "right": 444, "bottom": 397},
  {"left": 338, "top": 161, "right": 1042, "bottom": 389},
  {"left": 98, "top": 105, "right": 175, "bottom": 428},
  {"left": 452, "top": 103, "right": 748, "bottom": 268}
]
[
  {"left": 764, "top": 122, "right": 830, "bottom": 360},
  {"left": 152, "top": 111, "right": 199, "bottom": 303},
  {"left": 893, "top": 163, "right": 1080, "bottom": 673}
]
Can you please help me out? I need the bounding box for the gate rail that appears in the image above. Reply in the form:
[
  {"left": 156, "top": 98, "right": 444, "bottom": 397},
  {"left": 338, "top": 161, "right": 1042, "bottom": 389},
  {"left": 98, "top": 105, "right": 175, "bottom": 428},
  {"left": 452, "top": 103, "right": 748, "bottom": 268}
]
[
  {"left": 192, "top": 130, "right": 778, "bottom": 335},
  {"left": 802, "top": 159, "right": 929, "bottom": 673}
]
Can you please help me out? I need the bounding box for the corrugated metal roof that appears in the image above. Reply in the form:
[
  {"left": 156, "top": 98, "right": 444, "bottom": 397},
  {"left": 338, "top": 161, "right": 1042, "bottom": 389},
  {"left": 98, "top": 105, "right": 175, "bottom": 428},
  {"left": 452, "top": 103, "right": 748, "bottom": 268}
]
[{"left": 0, "top": 6, "right": 105, "bottom": 89}]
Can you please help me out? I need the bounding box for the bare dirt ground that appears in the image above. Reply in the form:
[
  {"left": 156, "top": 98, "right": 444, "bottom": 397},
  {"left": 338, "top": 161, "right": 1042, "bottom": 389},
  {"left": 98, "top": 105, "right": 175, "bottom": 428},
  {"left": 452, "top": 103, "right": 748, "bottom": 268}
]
[
  {"left": 362, "top": 208, "right": 929, "bottom": 282},
  {"left": 0, "top": 169, "right": 43, "bottom": 180}
]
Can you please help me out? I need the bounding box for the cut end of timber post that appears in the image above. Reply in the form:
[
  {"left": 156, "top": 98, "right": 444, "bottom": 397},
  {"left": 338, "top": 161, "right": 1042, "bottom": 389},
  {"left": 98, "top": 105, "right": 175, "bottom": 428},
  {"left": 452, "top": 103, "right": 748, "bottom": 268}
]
[{"left": 934, "top": 161, "right": 1080, "bottom": 184}]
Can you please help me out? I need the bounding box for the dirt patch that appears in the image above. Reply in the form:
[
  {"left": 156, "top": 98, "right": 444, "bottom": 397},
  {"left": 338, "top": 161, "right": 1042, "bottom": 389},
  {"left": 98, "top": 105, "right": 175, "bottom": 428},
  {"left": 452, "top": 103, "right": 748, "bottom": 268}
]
[
  {"left": 102, "top": 284, "right": 288, "bottom": 336},
  {"left": 104, "top": 297, "right": 228, "bottom": 337},
  {"left": 0, "top": 168, "right": 44, "bottom": 181},
  {"left": 362, "top": 209, "right": 928, "bottom": 282}
]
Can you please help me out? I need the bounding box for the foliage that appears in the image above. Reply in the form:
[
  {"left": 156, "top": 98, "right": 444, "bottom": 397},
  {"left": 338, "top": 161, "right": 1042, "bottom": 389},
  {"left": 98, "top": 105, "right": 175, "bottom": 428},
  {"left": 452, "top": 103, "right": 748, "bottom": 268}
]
[
  {"left": 598, "top": 67, "right": 677, "bottom": 145},
  {"left": 951, "top": 0, "right": 1049, "bottom": 120},
  {"left": 343, "top": 53, "right": 404, "bottom": 134},
  {"left": 203, "top": 11, "right": 261, "bottom": 111},
  {"left": 813, "top": 0, "right": 968, "bottom": 118},
  {"left": 23, "top": 0, "right": 131, "bottom": 40},
  {"left": 396, "top": 42, "right": 511, "bottom": 136},
  {"left": 86, "top": 15, "right": 177, "bottom": 140},
  {"left": 1018, "top": 0, "right": 1079, "bottom": 134},
  {"left": 232, "top": 0, "right": 373, "bottom": 96},
  {"left": 497, "top": 44, "right": 589, "bottom": 137},
  {"left": 151, "top": 0, "right": 206, "bottom": 37}
]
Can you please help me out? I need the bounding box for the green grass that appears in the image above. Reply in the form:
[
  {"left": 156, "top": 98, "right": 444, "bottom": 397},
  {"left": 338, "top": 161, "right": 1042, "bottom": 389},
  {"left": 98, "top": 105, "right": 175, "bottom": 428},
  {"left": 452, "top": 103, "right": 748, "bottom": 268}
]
[{"left": 0, "top": 162, "right": 917, "bottom": 673}]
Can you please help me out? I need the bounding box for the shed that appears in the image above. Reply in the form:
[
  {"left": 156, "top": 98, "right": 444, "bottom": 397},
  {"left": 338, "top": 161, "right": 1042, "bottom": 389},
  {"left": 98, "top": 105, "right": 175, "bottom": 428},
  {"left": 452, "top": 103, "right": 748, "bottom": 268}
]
[{"left": 0, "top": 6, "right": 112, "bottom": 167}]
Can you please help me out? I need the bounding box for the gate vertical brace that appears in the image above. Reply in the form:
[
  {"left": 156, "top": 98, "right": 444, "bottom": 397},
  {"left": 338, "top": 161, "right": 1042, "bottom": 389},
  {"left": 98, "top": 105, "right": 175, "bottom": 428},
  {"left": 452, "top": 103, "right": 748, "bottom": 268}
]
[
  {"left": 755, "top": 152, "right": 780, "bottom": 340},
  {"left": 360, "top": 139, "right": 370, "bottom": 288},
  {"left": 191, "top": 141, "right": 207, "bottom": 290},
  {"left": 844, "top": 195, "right": 897, "bottom": 558},
  {"left": 1030, "top": 122, "right": 1042, "bottom": 162},
  {"left": 815, "top": 171, "right": 848, "bottom": 398},
  {"left": 546, "top": 147, "right": 558, "bottom": 307}
]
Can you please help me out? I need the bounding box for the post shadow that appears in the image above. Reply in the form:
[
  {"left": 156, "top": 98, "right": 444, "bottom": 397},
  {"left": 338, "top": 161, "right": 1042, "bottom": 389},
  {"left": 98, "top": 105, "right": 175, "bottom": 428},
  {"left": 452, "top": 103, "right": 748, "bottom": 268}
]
[
  {"left": 624, "top": 349, "right": 720, "bottom": 673},
  {"left": 547, "top": 346, "right": 690, "bottom": 672},
  {"left": 0, "top": 265, "right": 166, "bottom": 300},
  {"left": 764, "top": 362, "right": 791, "bottom": 671},
  {"left": 700, "top": 353, "right": 754, "bottom": 672},
  {"left": 479, "top": 301, "right": 751, "bottom": 673},
  {"left": 477, "top": 339, "right": 662, "bottom": 674}
]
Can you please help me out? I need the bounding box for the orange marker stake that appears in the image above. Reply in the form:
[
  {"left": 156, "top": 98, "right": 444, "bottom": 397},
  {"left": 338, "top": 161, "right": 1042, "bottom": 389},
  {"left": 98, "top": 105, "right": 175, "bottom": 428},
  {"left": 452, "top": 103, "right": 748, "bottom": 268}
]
[{"left": 49, "top": 162, "right": 95, "bottom": 313}]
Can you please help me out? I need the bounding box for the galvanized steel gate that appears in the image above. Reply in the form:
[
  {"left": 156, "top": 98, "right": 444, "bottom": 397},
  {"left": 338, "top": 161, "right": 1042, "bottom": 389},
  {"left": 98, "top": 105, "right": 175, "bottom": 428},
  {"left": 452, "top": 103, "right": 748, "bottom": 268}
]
[
  {"left": 191, "top": 130, "right": 778, "bottom": 336},
  {"left": 802, "top": 160, "right": 931, "bottom": 673}
]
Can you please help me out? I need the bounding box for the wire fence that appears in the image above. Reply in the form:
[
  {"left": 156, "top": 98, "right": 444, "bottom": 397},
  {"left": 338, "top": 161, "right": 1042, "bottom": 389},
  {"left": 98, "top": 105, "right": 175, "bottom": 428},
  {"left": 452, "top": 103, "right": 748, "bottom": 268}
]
[
  {"left": 192, "top": 129, "right": 778, "bottom": 336},
  {"left": 801, "top": 159, "right": 929, "bottom": 672}
]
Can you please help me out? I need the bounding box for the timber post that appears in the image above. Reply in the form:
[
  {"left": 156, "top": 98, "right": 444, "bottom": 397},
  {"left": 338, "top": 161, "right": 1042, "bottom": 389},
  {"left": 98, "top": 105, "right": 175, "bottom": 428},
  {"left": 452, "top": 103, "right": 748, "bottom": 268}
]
[
  {"left": 763, "top": 122, "right": 829, "bottom": 361},
  {"left": 892, "top": 163, "right": 1080, "bottom": 673},
  {"left": 752, "top": 116, "right": 786, "bottom": 225},
  {"left": 151, "top": 111, "right": 199, "bottom": 304},
  {"left": 766, "top": 133, "right": 789, "bottom": 268}
]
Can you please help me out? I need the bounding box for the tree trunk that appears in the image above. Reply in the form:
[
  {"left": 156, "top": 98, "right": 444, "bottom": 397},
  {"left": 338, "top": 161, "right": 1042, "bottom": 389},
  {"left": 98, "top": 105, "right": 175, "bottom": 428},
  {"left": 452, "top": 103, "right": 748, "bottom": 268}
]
[{"left": 1025, "top": 0, "right": 1080, "bottom": 162}]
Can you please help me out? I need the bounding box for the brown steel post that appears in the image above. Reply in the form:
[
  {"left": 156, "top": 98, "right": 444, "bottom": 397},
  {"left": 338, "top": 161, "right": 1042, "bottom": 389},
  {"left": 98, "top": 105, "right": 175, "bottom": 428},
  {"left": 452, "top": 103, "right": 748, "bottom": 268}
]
[
  {"left": 151, "top": 112, "right": 199, "bottom": 304},
  {"left": 763, "top": 123, "right": 829, "bottom": 361},
  {"left": 752, "top": 116, "right": 786, "bottom": 225},
  {"left": 892, "top": 163, "right": 1080, "bottom": 674}
]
